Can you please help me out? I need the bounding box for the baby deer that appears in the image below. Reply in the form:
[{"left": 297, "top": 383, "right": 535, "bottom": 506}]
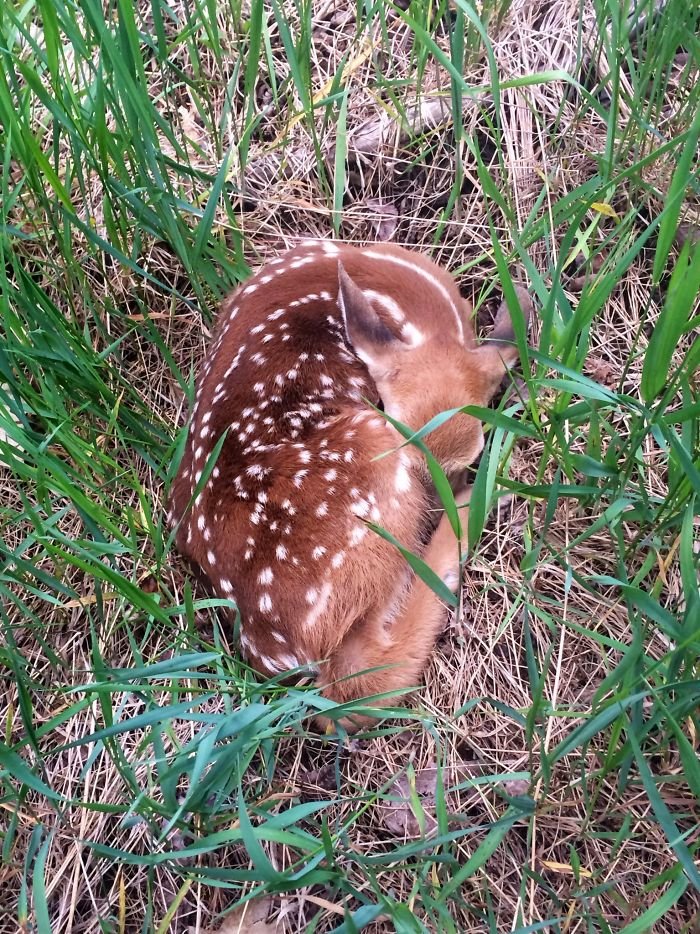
[{"left": 168, "top": 241, "right": 531, "bottom": 730}]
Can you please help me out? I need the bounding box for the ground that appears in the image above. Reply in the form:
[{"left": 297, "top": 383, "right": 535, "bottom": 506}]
[{"left": 0, "top": 0, "right": 699, "bottom": 932}]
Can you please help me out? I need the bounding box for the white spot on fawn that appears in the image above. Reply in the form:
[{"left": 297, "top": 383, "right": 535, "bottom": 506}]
[
  {"left": 352, "top": 498, "right": 369, "bottom": 518},
  {"left": 401, "top": 321, "right": 425, "bottom": 346},
  {"left": 258, "top": 567, "right": 274, "bottom": 585},
  {"left": 395, "top": 456, "right": 412, "bottom": 492},
  {"left": 304, "top": 580, "right": 332, "bottom": 627},
  {"left": 331, "top": 551, "right": 346, "bottom": 568},
  {"left": 259, "top": 593, "right": 273, "bottom": 613},
  {"left": 350, "top": 525, "right": 368, "bottom": 546}
]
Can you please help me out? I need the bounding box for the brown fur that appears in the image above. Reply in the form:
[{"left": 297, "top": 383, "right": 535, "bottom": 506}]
[{"left": 167, "top": 241, "right": 531, "bottom": 730}]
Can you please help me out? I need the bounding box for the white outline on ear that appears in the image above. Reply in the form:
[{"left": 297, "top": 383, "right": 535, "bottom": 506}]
[
  {"left": 337, "top": 261, "right": 426, "bottom": 352},
  {"left": 337, "top": 260, "right": 399, "bottom": 371}
]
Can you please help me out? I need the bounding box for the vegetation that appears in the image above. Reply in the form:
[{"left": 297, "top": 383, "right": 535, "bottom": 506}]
[{"left": 0, "top": 0, "right": 698, "bottom": 930}]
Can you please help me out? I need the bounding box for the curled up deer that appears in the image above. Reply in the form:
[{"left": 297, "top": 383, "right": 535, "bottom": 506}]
[{"left": 168, "top": 241, "right": 532, "bottom": 731}]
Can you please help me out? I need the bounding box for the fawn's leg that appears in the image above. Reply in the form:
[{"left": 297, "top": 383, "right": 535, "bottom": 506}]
[{"left": 315, "top": 489, "right": 470, "bottom": 732}]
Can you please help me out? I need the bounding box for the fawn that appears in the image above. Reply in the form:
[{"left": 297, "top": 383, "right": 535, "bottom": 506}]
[{"left": 168, "top": 241, "right": 531, "bottom": 730}]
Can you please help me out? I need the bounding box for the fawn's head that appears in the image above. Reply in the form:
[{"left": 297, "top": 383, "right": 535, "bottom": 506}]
[{"left": 338, "top": 260, "right": 530, "bottom": 474}]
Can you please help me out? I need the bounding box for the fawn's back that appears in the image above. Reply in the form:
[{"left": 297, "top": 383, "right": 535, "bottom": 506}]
[{"left": 168, "top": 240, "right": 529, "bottom": 725}]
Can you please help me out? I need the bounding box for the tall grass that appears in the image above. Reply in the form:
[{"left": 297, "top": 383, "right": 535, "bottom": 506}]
[{"left": 1, "top": 0, "right": 698, "bottom": 930}]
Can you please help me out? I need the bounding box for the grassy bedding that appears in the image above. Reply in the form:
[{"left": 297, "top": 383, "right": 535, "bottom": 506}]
[{"left": 1, "top": 0, "right": 699, "bottom": 930}]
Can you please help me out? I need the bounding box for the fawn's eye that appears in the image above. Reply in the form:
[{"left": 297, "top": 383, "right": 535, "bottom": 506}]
[{"left": 376, "top": 397, "right": 385, "bottom": 412}]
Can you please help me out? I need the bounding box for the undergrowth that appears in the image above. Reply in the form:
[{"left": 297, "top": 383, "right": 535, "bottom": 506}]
[{"left": 0, "top": 0, "right": 698, "bottom": 931}]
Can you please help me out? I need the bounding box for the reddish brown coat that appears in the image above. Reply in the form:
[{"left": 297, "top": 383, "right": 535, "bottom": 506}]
[{"left": 168, "top": 240, "right": 530, "bottom": 729}]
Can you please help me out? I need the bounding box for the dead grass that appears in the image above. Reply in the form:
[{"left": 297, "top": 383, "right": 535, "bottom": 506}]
[{"left": 1, "top": 0, "right": 698, "bottom": 932}]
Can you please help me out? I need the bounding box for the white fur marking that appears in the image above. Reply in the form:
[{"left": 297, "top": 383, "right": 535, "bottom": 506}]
[
  {"left": 363, "top": 289, "right": 405, "bottom": 322},
  {"left": 331, "top": 551, "right": 346, "bottom": 569},
  {"left": 304, "top": 580, "right": 332, "bottom": 627},
  {"left": 363, "top": 249, "right": 464, "bottom": 342},
  {"left": 395, "top": 456, "right": 412, "bottom": 493},
  {"left": 401, "top": 321, "right": 425, "bottom": 346},
  {"left": 350, "top": 524, "right": 368, "bottom": 546}
]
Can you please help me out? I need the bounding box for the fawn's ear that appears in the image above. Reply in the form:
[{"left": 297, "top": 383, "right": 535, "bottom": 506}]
[
  {"left": 475, "top": 283, "right": 534, "bottom": 397},
  {"left": 337, "top": 261, "right": 400, "bottom": 378},
  {"left": 479, "top": 283, "right": 533, "bottom": 368}
]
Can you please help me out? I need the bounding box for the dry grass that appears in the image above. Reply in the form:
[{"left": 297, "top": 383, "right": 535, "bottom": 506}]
[{"left": 1, "top": 0, "right": 698, "bottom": 932}]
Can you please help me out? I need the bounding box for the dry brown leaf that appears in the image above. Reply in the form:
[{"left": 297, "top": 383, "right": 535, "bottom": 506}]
[
  {"left": 363, "top": 198, "right": 399, "bottom": 241},
  {"left": 382, "top": 767, "right": 440, "bottom": 837},
  {"left": 379, "top": 761, "right": 532, "bottom": 838},
  {"left": 501, "top": 779, "right": 531, "bottom": 797},
  {"left": 585, "top": 355, "right": 616, "bottom": 388},
  {"left": 195, "top": 897, "right": 279, "bottom": 934},
  {"left": 564, "top": 251, "right": 606, "bottom": 291}
]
